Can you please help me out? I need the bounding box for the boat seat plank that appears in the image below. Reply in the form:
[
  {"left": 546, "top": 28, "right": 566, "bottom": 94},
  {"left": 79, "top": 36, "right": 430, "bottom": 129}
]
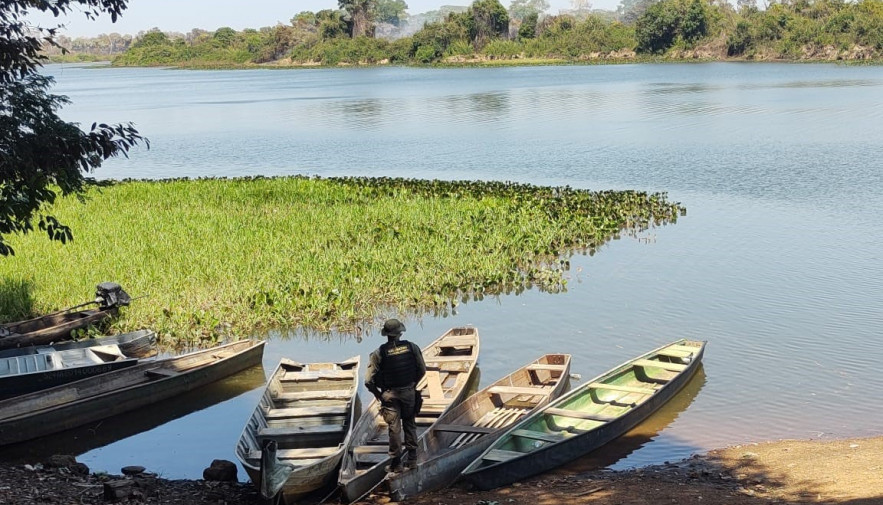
[
  {"left": 664, "top": 344, "right": 701, "bottom": 355},
  {"left": 437, "top": 337, "right": 477, "bottom": 347},
  {"left": 355, "top": 453, "right": 388, "bottom": 464},
  {"left": 275, "top": 390, "right": 353, "bottom": 401},
  {"left": 258, "top": 424, "right": 345, "bottom": 440},
  {"left": 281, "top": 370, "right": 355, "bottom": 382},
  {"left": 145, "top": 368, "right": 179, "bottom": 378},
  {"left": 353, "top": 445, "right": 389, "bottom": 454},
  {"left": 433, "top": 423, "right": 497, "bottom": 434},
  {"left": 265, "top": 405, "right": 348, "bottom": 419},
  {"left": 423, "top": 355, "right": 474, "bottom": 362},
  {"left": 588, "top": 382, "right": 656, "bottom": 395},
  {"left": 633, "top": 359, "right": 687, "bottom": 372},
  {"left": 483, "top": 449, "right": 526, "bottom": 462},
  {"left": 526, "top": 364, "right": 567, "bottom": 371},
  {"left": 246, "top": 447, "right": 340, "bottom": 460},
  {"left": 656, "top": 349, "right": 693, "bottom": 359},
  {"left": 488, "top": 386, "right": 552, "bottom": 396},
  {"left": 544, "top": 408, "right": 615, "bottom": 422},
  {"left": 511, "top": 429, "right": 567, "bottom": 443}
]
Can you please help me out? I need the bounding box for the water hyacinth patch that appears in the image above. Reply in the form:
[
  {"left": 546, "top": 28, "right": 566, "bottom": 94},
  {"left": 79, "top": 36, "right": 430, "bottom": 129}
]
[{"left": 0, "top": 176, "right": 684, "bottom": 348}]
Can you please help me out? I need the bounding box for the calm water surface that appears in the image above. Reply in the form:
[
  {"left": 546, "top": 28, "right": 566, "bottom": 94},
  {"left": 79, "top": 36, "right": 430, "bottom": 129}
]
[{"left": 10, "top": 62, "right": 882, "bottom": 479}]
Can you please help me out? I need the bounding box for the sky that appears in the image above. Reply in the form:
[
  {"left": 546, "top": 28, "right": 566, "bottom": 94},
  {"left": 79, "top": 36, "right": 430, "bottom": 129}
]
[{"left": 29, "top": 0, "right": 622, "bottom": 38}]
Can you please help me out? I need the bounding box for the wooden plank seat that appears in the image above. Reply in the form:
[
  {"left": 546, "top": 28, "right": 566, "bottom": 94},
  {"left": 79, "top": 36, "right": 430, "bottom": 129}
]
[
  {"left": 511, "top": 429, "right": 567, "bottom": 443},
  {"left": 281, "top": 370, "right": 355, "bottom": 382},
  {"left": 274, "top": 389, "right": 353, "bottom": 401},
  {"left": 633, "top": 359, "right": 687, "bottom": 372},
  {"left": 656, "top": 349, "right": 694, "bottom": 359},
  {"left": 664, "top": 344, "right": 701, "bottom": 355},
  {"left": 257, "top": 424, "right": 345, "bottom": 444},
  {"left": 438, "top": 337, "right": 477, "bottom": 347},
  {"left": 354, "top": 452, "right": 388, "bottom": 464},
  {"left": 246, "top": 446, "right": 340, "bottom": 461},
  {"left": 488, "top": 385, "right": 552, "bottom": 396},
  {"left": 482, "top": 449, "right": 525, "bottom": 462},
  {"left": 526, "top": 364, "right": 568, "bottom": 371},
  {"left": 588, "top": 382, "right": 657, "bottom": 395},
  {"left": 353, "top": 445, "right": 389, "bottom": 454},
  {"left": 432, "top": 423, "right": 497, "bottom": 434},
  {"left": 265, "top": 405, "right": 348, "bottom": 419},
  {"left": 423, "top": 355, "right": 474, "bottom": 362},
  {"left": 544, "top": 408, "right": 615, "bottom": 422}
]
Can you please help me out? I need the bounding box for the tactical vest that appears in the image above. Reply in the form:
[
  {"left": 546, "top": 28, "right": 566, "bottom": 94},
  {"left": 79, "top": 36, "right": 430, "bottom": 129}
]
[{"left": 380, "top": 339, "right": 418, "bottom": 388}]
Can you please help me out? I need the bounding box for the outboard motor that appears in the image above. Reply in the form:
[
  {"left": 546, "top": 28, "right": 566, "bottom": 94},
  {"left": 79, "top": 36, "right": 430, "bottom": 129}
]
[{"left": 95, "top": 282, "right": 132, "bottom": 310}]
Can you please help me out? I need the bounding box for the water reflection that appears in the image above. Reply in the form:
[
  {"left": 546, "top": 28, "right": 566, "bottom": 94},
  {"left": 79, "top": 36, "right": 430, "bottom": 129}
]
[
  {"left": 0, "top": 364, "right": 266, "bottom": 464},
  {"left": 553, "top": 365, "right": 707, "bottom": 474}
]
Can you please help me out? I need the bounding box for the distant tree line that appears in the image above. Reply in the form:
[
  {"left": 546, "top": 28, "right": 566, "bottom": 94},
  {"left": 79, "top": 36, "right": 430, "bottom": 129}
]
[{"left": 59, "top": 0, "right": 883, "bottom": 66}]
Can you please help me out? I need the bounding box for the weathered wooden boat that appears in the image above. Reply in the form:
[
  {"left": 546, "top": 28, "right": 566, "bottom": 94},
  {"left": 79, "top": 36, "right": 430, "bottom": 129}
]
[
  {"left": 389, "top": 353, "right": 571, "bottom": 501},
  {"left": 0, "top": 339, "right": 265, "bottom": 446},
  {"left": 0, "top": 330, "right": 159, "bottom": 400},
  {"left": 0, "top": 283, "right": 132, "bottom": 350},
  {"left": 235, "top": 357, "right": 361, "bottom": 504},
  {"left": 461, "top": 339, "right": 706, "bottom": 490},
  {"left": 338, "top": 326, "right": 480, "bottom": 503}
]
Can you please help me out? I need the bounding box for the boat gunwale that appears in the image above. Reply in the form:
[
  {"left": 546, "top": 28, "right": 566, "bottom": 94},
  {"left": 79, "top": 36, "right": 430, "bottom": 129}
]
[{"left": 0, "top": 339, "right": 263, "bottom": 422}]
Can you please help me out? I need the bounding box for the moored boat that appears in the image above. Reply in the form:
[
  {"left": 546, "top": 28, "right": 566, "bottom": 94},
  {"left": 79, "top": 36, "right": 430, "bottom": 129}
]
[
  {"left": 0, "top": 339, "right": 265, "bottom": 446},
  {"left": 461, "top": 339, "right": 706, "bottom": 490},
  {"left": 338, "top": 326, "right": 480, "bottom": 503},
  {"left": 0, "top": 330, "right": 157, "bottom": 399},
  {"left": 389, "top": 353, "right": 571, "bottom": 501},
  {"left": 0, "top": 283, "right": 132, "bottom": 350},
  {"left": 235, "top": 357, "right": 361, "bottom": 504}
]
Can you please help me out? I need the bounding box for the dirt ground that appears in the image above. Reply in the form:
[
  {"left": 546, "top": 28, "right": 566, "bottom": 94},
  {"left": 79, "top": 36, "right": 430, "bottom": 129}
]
[{"left": 1, "top": 436, "right": 881, "bottom": 504}]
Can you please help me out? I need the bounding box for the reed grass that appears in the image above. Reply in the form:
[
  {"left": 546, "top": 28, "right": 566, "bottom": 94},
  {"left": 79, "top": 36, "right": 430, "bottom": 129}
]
[{"left": 0, "top": 176, "right": 684, "bottom": 347}]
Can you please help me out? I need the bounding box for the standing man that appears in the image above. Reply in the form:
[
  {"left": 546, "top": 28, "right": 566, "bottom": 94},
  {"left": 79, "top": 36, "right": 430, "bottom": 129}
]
[{"left": 365, "top": 318, "right": 427, "bottom": 473}]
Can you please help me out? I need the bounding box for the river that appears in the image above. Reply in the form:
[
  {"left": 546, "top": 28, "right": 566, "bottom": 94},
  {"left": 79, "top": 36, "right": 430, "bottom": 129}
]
[{"left": 8, "top": 62, "right": 883, "bottom": 480}]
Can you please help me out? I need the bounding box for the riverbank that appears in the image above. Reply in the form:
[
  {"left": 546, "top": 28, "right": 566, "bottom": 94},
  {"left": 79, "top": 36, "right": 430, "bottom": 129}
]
[{"left": 2, "top": 436, "right": 879, "bottom": 504}]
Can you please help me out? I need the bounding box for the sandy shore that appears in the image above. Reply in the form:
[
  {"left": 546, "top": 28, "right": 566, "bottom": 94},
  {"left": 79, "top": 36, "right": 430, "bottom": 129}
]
[{"left": 1, "top": 436, "right": 880, "bottom": 504}]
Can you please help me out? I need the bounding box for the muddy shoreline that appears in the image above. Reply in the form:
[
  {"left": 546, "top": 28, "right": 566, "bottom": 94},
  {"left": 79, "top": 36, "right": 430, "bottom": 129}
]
[{"left": 2, "top": 436, "right": 880, "bottom": 504}]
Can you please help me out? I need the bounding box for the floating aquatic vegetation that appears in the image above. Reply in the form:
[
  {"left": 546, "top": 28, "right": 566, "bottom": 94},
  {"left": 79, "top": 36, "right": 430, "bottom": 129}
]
[{"left": 0, "top": 176, "right": 684, "bottom": 348}]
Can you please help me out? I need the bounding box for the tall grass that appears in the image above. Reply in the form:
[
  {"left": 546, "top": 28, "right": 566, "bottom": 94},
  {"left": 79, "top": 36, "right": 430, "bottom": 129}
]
[{"left": 0, "top": 177, "right": 684, "bottom": 347}]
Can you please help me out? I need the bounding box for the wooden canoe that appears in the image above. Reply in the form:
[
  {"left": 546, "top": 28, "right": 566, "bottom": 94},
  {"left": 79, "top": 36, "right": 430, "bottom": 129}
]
[
  {"left": 0, "top": 330, "right": 157, "bottom": 399},
  {"left": 338, "top": 326, "right": 480, "bottom": 503},
  {"left": 389, "top": 353, "right": 571, "bottom": 501},
  {"left": 0, "top": 283, "right": 133, "bottom": 351},
  {"left": 0, "top": 339, "right": 265, "bottom": 446},
  {"left": 461, "top": 339, "right": 706, "bottom": 490},
  {"left": 0, "top": 307, "right": 117, "bottom": 350},
  {"left": 235, "top": 356, "right": 361, "bottom": 504}
]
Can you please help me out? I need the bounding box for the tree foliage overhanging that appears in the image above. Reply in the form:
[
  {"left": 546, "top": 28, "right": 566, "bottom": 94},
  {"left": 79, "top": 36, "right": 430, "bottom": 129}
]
[
  {"left": 1, "top": 0, "right": 148, "bottom": 256},
  {"left": 104, "top": 0, "right": 883, "bottom": 67}
]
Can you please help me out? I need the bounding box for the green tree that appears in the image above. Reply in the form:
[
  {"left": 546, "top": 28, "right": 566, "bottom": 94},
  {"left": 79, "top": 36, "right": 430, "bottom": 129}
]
[
  {"left": 681, "top": 0, "right": 708, "bottom": 42},
  {"left": 0, "top": 0, "right": 147, "bottom": 256},
  {"left": 519, "top": 11, "right": 540, "bottom": 38},
  {"left": 470, "top": 0, "right": 510, "bottom": 48},
  {"left": 635, "top": 0, "right": 679, "bottom": 52}
]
